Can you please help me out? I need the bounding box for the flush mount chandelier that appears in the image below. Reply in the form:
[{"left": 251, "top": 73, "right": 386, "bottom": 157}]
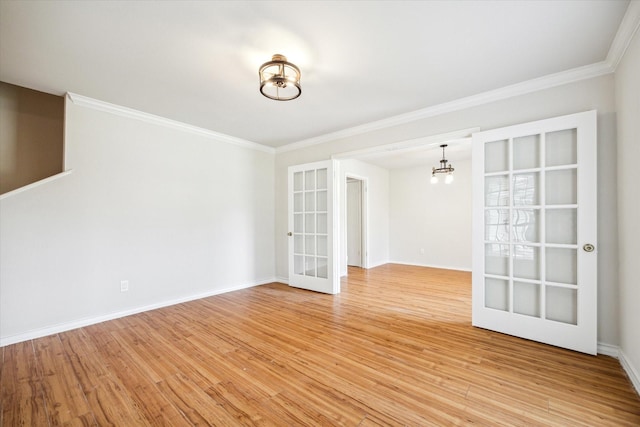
[
  {"left": 259, "top": 54, "right": 301, "bottom": 101},
  {"left": 431, "top": 144, "right": 455, "bottom": 184}
]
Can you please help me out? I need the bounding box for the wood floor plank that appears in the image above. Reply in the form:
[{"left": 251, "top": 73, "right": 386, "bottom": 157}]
[
  {"left": 2, "top": 264, "right": 639, "bottom": 425},
  {"left": 34, "top": 335, "right": 95, "bottom": 425},
  {"left": 1, "top": 341, "right": 49, "bottom": 426}
]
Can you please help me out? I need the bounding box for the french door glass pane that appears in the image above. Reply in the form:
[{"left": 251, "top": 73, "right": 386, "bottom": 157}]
[
  {"left": 546, "top": 247, "right": 577, "bottom": 285},
  {"left": 316, "top": 190, "right": 327, "bottom": 212},
  {"left": 513, "top": 173, "right": 539, "bottom": 205},
  {"left": 294, "top": 214, "right": 303, "bottom": 233},
  {"left": 514, "top": 281, "right": 540, "bottom": 318},
  {"left": 546, "top": 286, "right": 577, "bottom": 325},
  {"left": 305, "top": 256, "right": 316, "bottom": 277},
  {"left": 317, "top": 213, "right": 327, "bottom": 234},
  {"left": 305, "top": 235, "right": 315, "bottom": 255},
  {"left": 294, "top": 235, "right": 303, "bottom": 254},
  {"left": 317, "top": 257, "right": 328, "bottom": 279},
  {"left": 317, "top": 235, "right": 327, "bottom": 256},
  {"left": 546, "top": 169, "right": 577, "bottom": 205},
  {"left": 294, "top": 255, "right": 304, "bottom": 275},
  {"left": 305, "top": 191, "right": 315, "bottom": 211},
  {"left": 305, "top": 213, "right": 315, "bottom": 233},
  {"left": 485, "top": 244, "right": 509, "bottom": 276},
  {"left": 485, "top": 140, "right": 509, "bottom": 173},
  {"left": 485, "top": 176, "right": 509, "bottom": 206},
  {"left": 546, "top": 129, "right": 577, "bottom": 167},
  {"left": 512, "top": 209, "right": 539, "bottom": 243},
  {"left": 513, "top": 134, "right": 540, "bottom": 170},
  {"left": 294, "top": 193, "right": 303, "bottom": 212},
  {"left": 317, "top": 168, "right": 327, "bottom": 189},
  {"left": 485, "top": 278, "right": 509, "bottom": 311},
  {"left": 305, "top": 170, "right": 315, "bottom": 190},
  {"left": 293, "top": 172, "right": 303, "bottom": 191},
  {"left": 513, "top": 245, "right": 540, "bottom": 280},
  {"left": 485, "top": 209, "right": 509, "bottom": 241},
  {"left": 546, "top": 209, "right": 577, "bottom": 244}
]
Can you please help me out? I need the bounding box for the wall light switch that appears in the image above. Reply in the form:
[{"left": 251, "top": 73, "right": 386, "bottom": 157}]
[{"left": 120, "top": 280, "right": 129, "bottom": 292}]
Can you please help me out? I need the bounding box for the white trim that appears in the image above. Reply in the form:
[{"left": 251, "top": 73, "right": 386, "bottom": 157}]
[
  {"left": 0, "top": 170, "right": 74, "bottom": 201},
  {"left": 619, "top": 349, "right": 640, "bottom": 395},
  {"left": 597, "top": 343, "right": 640, "bottom": 396},
  {"left": 66, "top": 93, "right": 275, "bottom": 154},
  {"left": 275, "top": 276, "right": 289, "bottom": 284},
  {"left": 331, "top": 128, "right": 479, "bottom": 161},
  {"left": 597, "top": 342, "right": 620, "bottom": 358},
  {"left": 0, "top": 277, "right": 276, "bottom": 347},
  {"left": 606, "top": 0, "right": 640, "bottom": 70},
  {"left": 276, "top": 62, "right": 612, "bottom": 154},
  {"left": 388, "top": 261, "right": 472, "bottom": 273},
  {"left": 365, "top": 260, "right": 388, "bottom": 270}
]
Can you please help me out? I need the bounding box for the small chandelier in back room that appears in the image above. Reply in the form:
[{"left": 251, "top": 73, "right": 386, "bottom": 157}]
[
  {"left": 431, "top": 144, "right": 455, "bottom": 184},
  {"left": 259, "top": 54, "right": 301, "bottom": 101}
]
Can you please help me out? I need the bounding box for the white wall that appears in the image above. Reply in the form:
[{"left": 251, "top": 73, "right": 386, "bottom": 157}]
[
  {"left": 615, "top": 25, "right": 640, "bottom": 389},
  {"left": 340, "top": 159, "right": 389, "bottom": 275},
  {"left": 0, "top": 95, "right": 275, "bottom": 344},
  {"left": 389, "top": 157, "right": 472, "bottom": 271},
  {"left": 274, "top": 74, "right": 619, "bottom": 346}
]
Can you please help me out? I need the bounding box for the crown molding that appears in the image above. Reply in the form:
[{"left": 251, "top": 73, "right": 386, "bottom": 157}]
[
  {"left": 606, "top": 0, "right": 640, "bottom": 70},
  {"left": 276, "top": 61, "right": 613, "bottom": 154},
  {"left": 66, "top": 93, "right": 275, "bottom": 154}
]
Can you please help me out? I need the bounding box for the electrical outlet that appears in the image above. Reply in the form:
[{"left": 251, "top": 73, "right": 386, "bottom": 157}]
[{"left": 120, "top": 280, "right": 129, "bottom": 292}]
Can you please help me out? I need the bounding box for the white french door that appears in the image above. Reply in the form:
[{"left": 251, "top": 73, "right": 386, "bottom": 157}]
[
  {"left": 288, "top": 160, "right": 339, "bottom": 294},
  {"left": 472, "top": 110, "right": 597, "bottom": 354}
]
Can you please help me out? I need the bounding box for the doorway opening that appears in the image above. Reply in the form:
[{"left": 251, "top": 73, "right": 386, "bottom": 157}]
[{"left": 346, "top": 176, "right": 366, "bottom": 269}]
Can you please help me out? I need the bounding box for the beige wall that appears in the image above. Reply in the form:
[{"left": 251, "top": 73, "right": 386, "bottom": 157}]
[
  {"left": 389, "top": 157, "right": 472, "bottom": 271},
  {"left": 615, "top": 26, "right": 640, "bottom": 388},
  {"left": 0, "top": 82, "right": 64, "bottom": 194}
]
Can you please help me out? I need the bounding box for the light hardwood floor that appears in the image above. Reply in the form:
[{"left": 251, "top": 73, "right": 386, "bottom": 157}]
[{"left": 2, "top": 264, "right": 639, "bottom": 426}]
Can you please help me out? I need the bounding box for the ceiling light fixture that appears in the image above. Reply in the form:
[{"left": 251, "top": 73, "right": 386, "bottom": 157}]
[
  {"left": 431, "top": 144, "right": 455, "bottom": 184},
  {"left": 259, "top": 54, "right": 301, "bottom": 101}
]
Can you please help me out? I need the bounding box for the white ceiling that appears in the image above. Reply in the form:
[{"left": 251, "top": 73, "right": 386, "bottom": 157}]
[{"left": 0, "top": 1, "right": 630, "bottom": 149}]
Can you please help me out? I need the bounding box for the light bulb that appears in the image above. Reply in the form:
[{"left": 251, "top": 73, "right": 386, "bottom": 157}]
[
  {"left": 445, "top": 174, "right": 454, "bottom": 184},
  {"left": 430, "top": 175, "right": 438, "bottom": 184}
]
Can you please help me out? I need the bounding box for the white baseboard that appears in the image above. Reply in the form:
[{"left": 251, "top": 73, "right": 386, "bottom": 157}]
[
  {"left": 366, "top": 260, "right": 390, "bottom": 269},
  {"left": 597, "top": 342, "right": 639, "bottom": 396},
  {"left": 619, "top": 349, "right": 640, "bottom": 396},
  {"left": 597, "top": 342, "right": 620, "bottom": 358},
  {"left": 275, "top": 276, "right": 289, "bottom": 284},
  {"left": 388, "top": 260, "right": 472, "bottom": 272},
  {"left": 0, "top": 277, "right": 276, "bottom": 347}
]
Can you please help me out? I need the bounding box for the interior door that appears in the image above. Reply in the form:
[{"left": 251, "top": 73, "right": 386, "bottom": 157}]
[
  {"left": 288, "top": 160, "right": 339, "bottom": 294},
  {"left": 347, "top": 179, "right": 362, "bottom": 267},
  {"left": 471, "top": 110, "right": 597, "bottom": 354}
]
